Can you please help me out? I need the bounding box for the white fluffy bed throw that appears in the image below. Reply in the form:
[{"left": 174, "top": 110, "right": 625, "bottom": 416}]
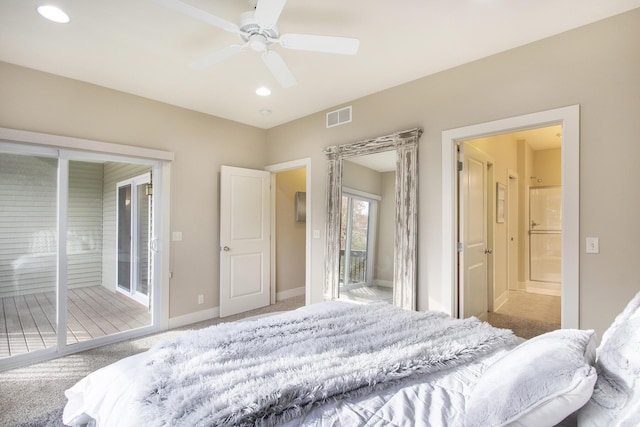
[{"left": 138, "top": 302, "right": 516, "bottom": 426}]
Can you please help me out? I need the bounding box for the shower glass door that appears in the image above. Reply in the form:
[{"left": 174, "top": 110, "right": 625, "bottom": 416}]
[{"left": 529, "top": 186, "right": 562, "bottom": 283}]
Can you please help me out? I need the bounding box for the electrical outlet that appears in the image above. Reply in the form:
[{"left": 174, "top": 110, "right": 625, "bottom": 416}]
[
  {"left": 586, "top": 237, "right": 599, "bottom": 254},
  {"left": 197, "top": 294, "right": 204, "bottom": 304}
]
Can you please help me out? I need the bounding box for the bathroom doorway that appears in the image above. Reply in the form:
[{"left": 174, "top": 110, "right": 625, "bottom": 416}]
[{"left": 463, "top": 125, "right": 562, "bottom": 338}]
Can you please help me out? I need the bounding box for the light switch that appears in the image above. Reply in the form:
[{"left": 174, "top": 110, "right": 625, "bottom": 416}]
[
  {"left": 172, "top": 231, "right": 183, "bottom": 241},
  {"left": 586, "top": 237, "right": 599, "bottom": 254},
  {"left": 313, "top": 229, "right": 320, "bottom": 239}
]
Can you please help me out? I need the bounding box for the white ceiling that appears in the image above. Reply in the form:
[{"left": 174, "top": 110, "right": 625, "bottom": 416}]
[
  {"left": 511, "top": 125, "right": 563, "bottom": 151},
  {"left": 1, "top": 1, "right": 639, "bottom": 129},
  {"left": 466, "top": 125, "right": 563, "bottom": 150}
]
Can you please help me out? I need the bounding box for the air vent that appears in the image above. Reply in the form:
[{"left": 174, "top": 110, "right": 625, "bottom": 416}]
[{"left": 326, "top": 106, "right": 352, "bottom": 128}]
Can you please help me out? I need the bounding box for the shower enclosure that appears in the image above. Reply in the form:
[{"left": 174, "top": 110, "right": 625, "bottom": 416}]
[{"left": 529, "top": 186, "right": 562, "bottom": 285}]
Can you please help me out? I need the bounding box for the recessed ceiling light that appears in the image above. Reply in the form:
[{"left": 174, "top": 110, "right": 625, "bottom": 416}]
[
  {"left": 37, "top": 5, "right": 70, "bottom": 24},
  {"left": 256, "top": 87, "right": 271, "bottom": 97}
]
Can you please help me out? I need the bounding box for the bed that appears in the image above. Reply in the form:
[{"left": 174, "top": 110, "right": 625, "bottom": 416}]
[{"left": 62, "top": 295, "right": 640, "bottom": 427}]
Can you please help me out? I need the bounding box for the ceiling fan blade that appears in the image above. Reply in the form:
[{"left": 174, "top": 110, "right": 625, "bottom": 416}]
[
  {"left": 279, "top": 34, "right": 360, "bottom": 55},
  {"left": 261, "top": 50, "right": 297, "bottom": 88},
  {"left": 153, "top": 0, "right": 240, "bottom": 33},
  {"left": 254, "top": 0, "right": 287, "bottom": 29},
  {"left": 191, "top": 45, "right": 245, "bottom": 69}
]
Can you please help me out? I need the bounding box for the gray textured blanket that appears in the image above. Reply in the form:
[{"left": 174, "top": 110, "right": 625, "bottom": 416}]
[{"left": 138, "top": 302, "right": 516, "bottom": 426}]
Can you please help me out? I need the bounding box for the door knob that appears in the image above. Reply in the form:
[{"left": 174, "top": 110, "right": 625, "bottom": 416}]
[
  {"left": 484, "top": 248, "right": 493, "bottom": 254},
  {"left": 221, "top": 246, "right": 230, "bottom": 252}
]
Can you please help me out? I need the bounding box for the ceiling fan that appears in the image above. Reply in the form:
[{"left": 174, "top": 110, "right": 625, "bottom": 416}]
[{"left": 155, "top": 0, "right": 360, "bottom": 88}]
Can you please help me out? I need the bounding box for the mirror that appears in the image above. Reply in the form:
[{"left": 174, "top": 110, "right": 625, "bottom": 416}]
[
  {"left": 340, "top": 153, "right": 396, "bottom": 303},
  {"left": 323, "top": 128, "right": 422, "bottom": 310}
]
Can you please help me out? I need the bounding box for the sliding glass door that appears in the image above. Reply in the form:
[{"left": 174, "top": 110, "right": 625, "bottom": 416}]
[
  {"left": 339, "top": 193, "right": 377, "bottom": 289},
  {"left": 0, "top": 143, "right": 162, "bottom": 369},
  {"left": 117, "top": 174, "right": 151, "bottom": 306},
  {"left": 0, "top": 150, "right": 58, "bottom": 358}
]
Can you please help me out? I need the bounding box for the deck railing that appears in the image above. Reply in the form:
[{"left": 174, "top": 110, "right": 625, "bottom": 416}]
[{"left": 339, "top": 249, "right": 367, "bottom": 285}]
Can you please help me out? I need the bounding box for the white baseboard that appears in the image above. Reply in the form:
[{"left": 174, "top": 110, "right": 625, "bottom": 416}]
[
  {"left": 510, "top": 281, "right": 527, "bottom": 291},
  {"left": 494, "top": 290, "right": 509, "bottom": 312},
  {"left": 168, "top": 287, "right": 304, "bottom": 329},
  {"left": 526, "top": 281, "right": 561, "bottom": 296},
  {"left": 374, "top": 279, "right": 393, "bottom": 288},
  {"left": 277, "top": 286, "right": 305, "bottom": 301},
  {"left": 168, "top": 306, "right": 220, "bottom": 329}
]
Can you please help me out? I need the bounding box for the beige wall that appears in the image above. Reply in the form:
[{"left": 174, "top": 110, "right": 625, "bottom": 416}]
[
  {"left": 342, "top": 160, "right": 382, "bottom": 195},
  {"left": 0, "top": 61, "right": 268, "bottom": 319},
  {"left": 275, "top": 168, "right": 306, "bottom": 295},
  {"left": 266, "top": 9, "right": 640, "bottom": 339},
  {"left": 1, "top": 9, "right": 639, "bottom": 340},
  {"left": 520, "top": 141, "right": 535, "bottom": 283},
  {"left": 534, "top": 148, "right": 562, "bottom": 186},
  {"left": 375, "top": 172, "right": 395, "bottom": 284}
]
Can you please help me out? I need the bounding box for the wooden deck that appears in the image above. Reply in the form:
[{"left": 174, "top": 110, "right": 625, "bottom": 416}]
[{"left": 0, "top": 286, "right": 150, "bottom": 358}]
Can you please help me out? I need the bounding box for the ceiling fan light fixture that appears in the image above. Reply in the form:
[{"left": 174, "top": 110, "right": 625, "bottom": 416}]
[
  {"left": 37, "top": 5, "right": 70, "bottom": 24},
  {"left": 256, "top": 87, "right": 271, "bottom": 96},
  {"left": 248, "top": 34, "right": 268, "bottom": 52},
  {"left": 160, "top": 0, "right": 357, "bottom": 88}
]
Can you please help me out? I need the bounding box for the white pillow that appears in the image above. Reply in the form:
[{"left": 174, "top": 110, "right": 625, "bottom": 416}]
[
  {"left": 578, "top": 291, "right": 640, "bottom": 426},
  {"left": 465, "top": 329, "right": 597, "bottom": 427}
]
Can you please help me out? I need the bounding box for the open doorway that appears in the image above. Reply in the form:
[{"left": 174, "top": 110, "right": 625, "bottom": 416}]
[
  {"left": 273, "top": 168, "right": 307, "bottom": 303},
  {"left": 266, "top": 158, "right": 311, "bottom": 307},
  {"left": 462, "top": 126, "right": 562, "bottom": 338},
  {"left": 441, "top": 105, "right": 579, "bottom": 333}
]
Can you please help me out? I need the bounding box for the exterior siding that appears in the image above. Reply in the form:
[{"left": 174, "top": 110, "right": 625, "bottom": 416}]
[
  {"left": 0, "top": 153, "right": 57, "bottom": 298},
  {"left": 68, "top": 161, "right": 104, "bottom": 289},
  {"left": 0, "top": 155, "right": 150, "bottom": 298}
]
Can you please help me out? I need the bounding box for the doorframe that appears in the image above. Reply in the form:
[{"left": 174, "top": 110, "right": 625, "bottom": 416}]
[
  {"left": 442, "top": 105, "right": 579, "bottom": 328},
  {"left": 265, "top": 158, "right": 312, "bottom": 306}
]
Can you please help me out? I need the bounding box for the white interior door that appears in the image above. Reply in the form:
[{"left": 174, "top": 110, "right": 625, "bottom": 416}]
[
  {"left": 219, "top": 166, "right": 271, "bottom": 317},
  {"left": 459, "top": 143, "right": 489, "bottom": 320}
]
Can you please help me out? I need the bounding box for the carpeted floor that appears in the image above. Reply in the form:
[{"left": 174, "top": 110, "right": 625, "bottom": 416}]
[
  {"left": 14, "top": 407, "right": 64, "bottom": 427},
  {"left": 486, "top": 311, "right": 559, "bottom": 340},
  {"left": 0, "top": 296, "right": 305, "bottom": 427}
]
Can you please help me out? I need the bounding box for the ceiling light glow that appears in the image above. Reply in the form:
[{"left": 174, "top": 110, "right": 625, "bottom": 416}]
[
  {"left": 37, "top": 5, "right": 70, "bottom": 24},
  {"left": 256, "top": 87, "right": 271, "bottom": 97}
]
